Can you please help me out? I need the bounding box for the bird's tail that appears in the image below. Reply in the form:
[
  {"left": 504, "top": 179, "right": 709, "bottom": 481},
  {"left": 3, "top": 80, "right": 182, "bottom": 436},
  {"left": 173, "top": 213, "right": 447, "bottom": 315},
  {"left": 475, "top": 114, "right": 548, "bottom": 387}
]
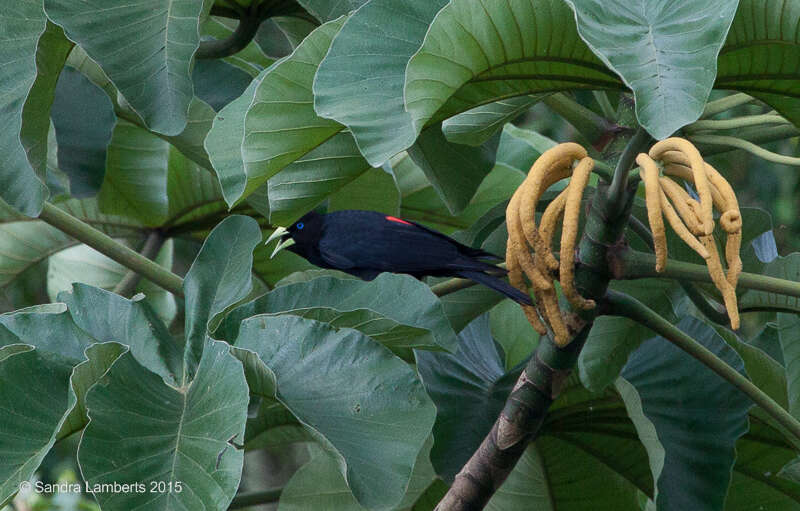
[{"left": 456, "top": 271, "right": 533, "bottom": 306}]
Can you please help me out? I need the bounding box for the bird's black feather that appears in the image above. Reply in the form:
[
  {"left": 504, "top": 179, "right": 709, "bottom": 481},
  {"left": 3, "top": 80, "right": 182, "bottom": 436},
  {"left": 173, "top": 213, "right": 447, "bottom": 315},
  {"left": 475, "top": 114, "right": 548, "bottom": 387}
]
[{"left": 282, "top": 210, "right": 530, "bottom": 305}]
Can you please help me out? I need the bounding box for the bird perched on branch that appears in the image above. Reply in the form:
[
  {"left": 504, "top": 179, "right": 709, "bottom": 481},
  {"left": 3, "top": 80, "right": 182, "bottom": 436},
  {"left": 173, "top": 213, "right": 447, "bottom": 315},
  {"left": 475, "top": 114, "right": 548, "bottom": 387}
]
[{"left": 267, "top": 209, "right": 532, "bottom": 305}]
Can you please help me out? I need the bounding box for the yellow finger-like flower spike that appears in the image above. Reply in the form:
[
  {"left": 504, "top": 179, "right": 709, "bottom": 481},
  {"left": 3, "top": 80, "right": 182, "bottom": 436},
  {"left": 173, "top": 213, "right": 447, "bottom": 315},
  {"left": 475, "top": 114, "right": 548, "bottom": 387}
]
[
  {"left": 703, "top": 162, "right": 743, "bottom": 289},
  {"left": 539, "top": 287, "right": 569, "bottom": 344},
  {"left": 559, "top": 157, "right": 596, "bottom": 310},
  {"left": 537, "top": 188, "right": 568, "bottom": 276},
  {"left": 506, "top": 243, "right": 548, "bottom": 335},
  {"left": 649, "top": 138, "right": 715, "bottom": 235},
  {"left": 658, "top": 188, "right": 710, "bottom": 259},
  {"left": 658, "top": 177, "right": 705, "bottom": 236},
  {"left": 506, "top": 189, "right": 552, "bottom": 290},
  {"left": 701, "top": 234, "right": 741, "bottom": 330},
  {"left": 636, "top": 153, "right": 668, "bottom": 271},
  {"left": 519, "top": 143, "right": 587, "bottom": 269}
]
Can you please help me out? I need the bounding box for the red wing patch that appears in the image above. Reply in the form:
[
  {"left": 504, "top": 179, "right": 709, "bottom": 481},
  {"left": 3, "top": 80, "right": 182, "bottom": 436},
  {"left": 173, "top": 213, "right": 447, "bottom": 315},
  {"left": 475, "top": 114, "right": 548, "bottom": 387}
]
[{"left": 385, "top": 215, "right": 412, "bottom": 225}]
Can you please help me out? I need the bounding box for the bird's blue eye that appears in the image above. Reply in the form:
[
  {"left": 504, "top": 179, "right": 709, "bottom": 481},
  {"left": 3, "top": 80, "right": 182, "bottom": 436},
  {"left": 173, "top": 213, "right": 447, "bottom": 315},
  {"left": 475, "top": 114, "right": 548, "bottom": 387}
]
[{"left": 296, "top": 222, "right": 304, "bottom": 230}]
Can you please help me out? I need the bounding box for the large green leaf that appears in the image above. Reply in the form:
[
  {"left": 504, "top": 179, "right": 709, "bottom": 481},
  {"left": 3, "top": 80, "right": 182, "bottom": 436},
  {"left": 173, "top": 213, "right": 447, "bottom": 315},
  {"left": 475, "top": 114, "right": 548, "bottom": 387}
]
[
  {"left": 20, "top": 22, "right": 73, "bottom": 190},
  {"left": 251, "top": 241, "right": 316, "bottom": 287},
  {"left": 620, "top": 317, "right": 751, "bottom": 510},
  {"left": 442, "top": 96, "right": 544, "bottom": 147},
  {"left": 60, "top": 284, "right": 181, "bottom": 384},
  {"left": 394, "top": 135, "right": 525, "bottom": 235},
  {"left": 564, "top": 0, "right": 738, "bottom": 139},
  {"left": 78, "top": 339, "right": 249, "bottom": 511},
  {"left": 779, "top": 313, "right": 800, "bottom": 420},
  {"left": 205, "top": 75, "right": 259, "bottom": 206},
  {"left": 192, "top": 58, "right": 253, "bottom": 111},
  {"left": 98, "top": 121, "right": 170, "bottom": 225},
  {"left": 182, "top": 215, "right": 261, "bottom": 374},
  {"left": 45, "top": 0, "right": 207, "bottom": 135},
  {"left": 404, "top": 0, "right": 621, "bottom": 147},
  {"left": 0, "top": 346, "right": 73, "bottom": 507},
  {"left": 164, "top": 146, "right": 225, "bottom": 229},
  {"left": 51, "top": 65, "right": 116, "bottom": 198},
  {"left": 578, "top": 279, "right": 684, "bottom": 391},
  {"left": 406, "top": 128, "right": 500, "bottom": 215},
  {"left": 297, "top": 0, "right": 368, "bottom": 22},
  {"left": 489, "top": 299, "right": 539, "bottom": 370},
  {"left": 243, "top": 400, "right": 311, "bottom": 451},
  {"left": 416, "top": 315, "right": 521, "bottom": 482},
  {"left": 205, "top": 17, "right": 384, "bottom": 217},
  {"left": 165, "top": 98, "right": 216, "bottom": 170},
  {"left": 231, "top": 315, "right": 436, "bottom": 510},
  {"left": 327, "top": 167, "right": 400, "bottom": 216},
  {"left": 0, "top": 305, "right": 112, "bottom": 506},
  {"left": 716, "top": 0, "right": 800, "bottom": 129},
  {"left": 484, "top": 439, "right": 643, "bottom": 510},
  {"left": 0, "top": 1, "right": 50, "bottom": 216},
  {"left": 64, "top": 46, "right": 216, "bottom": 171},
  {"left": 265, "top": 132, "right": 374, "bottom": 224},
  {"left": 278, "top": 437, "right": 437, "bottom": 511},
  {"left": 218, "top": 273, "right": 457, "bottom": 360},
  {"left": 312, "top": 0, "right": 448, "bottom": 166},
  {"left": 231, "top": 17, "right": 346, "bottom": 205},
  {"left": 483, "top": 371, "right": 650, "bottom": 509},
  {"left": 728, "top": 415, "right": 800, "bottom": 510}
]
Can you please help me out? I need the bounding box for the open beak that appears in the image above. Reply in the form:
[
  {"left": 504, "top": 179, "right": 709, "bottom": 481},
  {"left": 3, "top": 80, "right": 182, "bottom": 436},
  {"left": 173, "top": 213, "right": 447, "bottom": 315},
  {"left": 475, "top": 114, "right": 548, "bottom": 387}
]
[{"left": 265, "top": 226, "right": 295, "bottom": 258}]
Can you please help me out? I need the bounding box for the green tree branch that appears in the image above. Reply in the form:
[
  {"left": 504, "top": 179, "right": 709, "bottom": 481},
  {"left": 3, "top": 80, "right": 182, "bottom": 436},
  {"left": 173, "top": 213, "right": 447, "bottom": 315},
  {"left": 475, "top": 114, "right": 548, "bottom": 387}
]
[
  {"left": 543, "top": 93, "right": 617, "bottom": 147},
  {"left": 689, "top": 134, "right": 800, "bottom": 166},
  {"left": 701, "top": 92, "right": 755, "bottom": 118},
  {"left": 113, "top": 230, "right": 167, "bottom": 297},
  {"left": 686, "top": 114, "right": 790, "bottom": 132},
  {"left": 613, "top": 248, "right": 800, "bottom": 299},
  {"left": 38, "top": 203, "right": 184, "bottom": 297}
]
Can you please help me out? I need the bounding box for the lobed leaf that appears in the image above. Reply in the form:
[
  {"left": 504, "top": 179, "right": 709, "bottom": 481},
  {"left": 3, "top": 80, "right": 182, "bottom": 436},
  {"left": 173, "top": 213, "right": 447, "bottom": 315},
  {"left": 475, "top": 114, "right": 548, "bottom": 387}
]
[
  {"left": 232, "top": 315, "right": 435, "bottom": 510},
  {"left": 564, "top": 0, "right": 738, "bottom": 139},
  {"left": 218, "top": 273, "right": 458, "bottom": 360},
  {"left": 45, "top": 0, "right": 207, "bottom": 135}
]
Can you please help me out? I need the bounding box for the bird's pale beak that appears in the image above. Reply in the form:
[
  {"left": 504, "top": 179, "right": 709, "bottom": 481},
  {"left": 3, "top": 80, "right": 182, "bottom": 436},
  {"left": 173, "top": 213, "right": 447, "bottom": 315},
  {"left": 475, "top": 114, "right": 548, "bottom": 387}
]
[{"left": 265, "top": 226, "right": 295, "bottom": 258}]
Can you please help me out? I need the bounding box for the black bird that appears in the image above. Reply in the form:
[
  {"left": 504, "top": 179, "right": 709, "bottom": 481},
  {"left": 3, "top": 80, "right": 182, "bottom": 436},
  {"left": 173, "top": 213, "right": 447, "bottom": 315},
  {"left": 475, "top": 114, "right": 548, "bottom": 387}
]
[{"left": 266, "top": 210, "right": 532, "bottom": 305}]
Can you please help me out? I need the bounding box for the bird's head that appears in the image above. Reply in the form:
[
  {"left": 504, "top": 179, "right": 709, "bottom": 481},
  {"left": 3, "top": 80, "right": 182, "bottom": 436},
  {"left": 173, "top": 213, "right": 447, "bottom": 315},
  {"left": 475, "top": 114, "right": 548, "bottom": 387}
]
[{"left": 265, "top": 210, "right": 324, "bottom": 258}]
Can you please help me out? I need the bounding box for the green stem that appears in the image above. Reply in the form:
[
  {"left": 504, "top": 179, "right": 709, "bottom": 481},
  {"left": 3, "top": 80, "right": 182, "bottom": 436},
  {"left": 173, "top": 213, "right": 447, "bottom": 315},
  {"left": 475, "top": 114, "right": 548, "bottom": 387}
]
[
  {"left": 38, "top": 203, "right": 184, "bottom": 297},
  {"left": 543, "top": 93, "right": 614, "bottom": 146},
  {"left": 228, "top": 488, "right": 282, "bottom": 509},
  {"left": 696, "top": 124, "right": 800, "bottom": 157},
  {"left": 701, "top": 93, "right": 755, "bottom": 118},
  {"left": 690, "top": 134, "right": 800, "bottom": 166},
  {"left": 605, "top": 289, "right": 800, "bottom": 444},
  {"left": 615, "top": 249, "right": 800, "bottom": 298},
  {"left": 607, "top": 128, "right": 652, "bottom": 216},
  {"left": 686, "top": 114, "right": 790, "bottom": 132},
  {"left": 197, "top": 4, "right": 264, "bottom": 59},
  {"left": 113, "top": 231, "right": 166, "bottom": 297},
  {"left": 592, "top": 90, "right": 616, "bottom": 119}
]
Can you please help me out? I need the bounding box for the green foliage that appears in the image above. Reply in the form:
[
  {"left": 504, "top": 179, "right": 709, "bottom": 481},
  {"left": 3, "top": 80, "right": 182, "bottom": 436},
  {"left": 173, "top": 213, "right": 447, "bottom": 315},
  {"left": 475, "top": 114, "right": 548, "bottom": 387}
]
[{"left": 1, "top": 0, "right": 800, "bottom": 510}]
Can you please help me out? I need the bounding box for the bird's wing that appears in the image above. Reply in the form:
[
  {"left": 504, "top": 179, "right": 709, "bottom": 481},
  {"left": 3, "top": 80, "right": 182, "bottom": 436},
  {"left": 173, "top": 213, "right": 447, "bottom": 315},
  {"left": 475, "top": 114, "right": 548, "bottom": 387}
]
[
  {"left": 318, "top": 216, "right": 492, "bottom": 274},
  {"left": 318, "top": 248, "right": 356, "bottom": 269}
]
